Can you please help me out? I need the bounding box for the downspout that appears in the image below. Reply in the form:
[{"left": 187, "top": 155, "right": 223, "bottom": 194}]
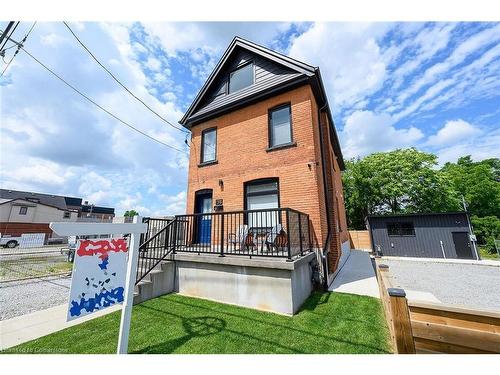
[{"left": 317, "top": 101, "right": 332, "bottom": 290}]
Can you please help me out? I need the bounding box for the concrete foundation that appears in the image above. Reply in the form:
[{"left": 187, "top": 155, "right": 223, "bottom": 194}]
[
  {"left": 170, "top": 252, "right": 315, "bottom": 315},
  {"left": 133, "top": 252, "right": 316, "bottom": 315}
]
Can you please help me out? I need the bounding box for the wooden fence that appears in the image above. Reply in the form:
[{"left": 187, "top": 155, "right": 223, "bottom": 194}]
[
  {"left": 376, "top": 263, "right": 500, "bottom": 354},
  {"left": 349, "top": 230, "right": 371, "bottom": 250}
]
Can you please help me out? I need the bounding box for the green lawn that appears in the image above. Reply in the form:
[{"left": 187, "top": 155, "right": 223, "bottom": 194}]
[{"left": 3, "top": 292, "right": 391, "bottom": 354}]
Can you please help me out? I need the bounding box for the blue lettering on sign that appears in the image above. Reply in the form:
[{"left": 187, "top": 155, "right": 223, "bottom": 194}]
[
  {"left": 69, "top": 287, "right": 124, "bottom": 317},
  {"left": 98, "top": 256, "right": 109, "bottom": 270}
]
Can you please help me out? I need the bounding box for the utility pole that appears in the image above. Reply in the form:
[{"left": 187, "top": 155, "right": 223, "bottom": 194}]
[
  {"left": 0, "top": 21, "right": 16, "bottom": 52},
  {"left": 462, "top": 195, "right": 479, "bottom": 260}
]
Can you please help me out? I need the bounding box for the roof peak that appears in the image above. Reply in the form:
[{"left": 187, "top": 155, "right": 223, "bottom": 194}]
[{"left": 180, "top": 36, "right": 317, "bottom": 126}]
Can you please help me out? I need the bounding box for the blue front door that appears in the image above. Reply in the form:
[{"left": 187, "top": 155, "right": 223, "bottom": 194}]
[{"left": 195, "top": 193, "right": 212, "bottom": 243}]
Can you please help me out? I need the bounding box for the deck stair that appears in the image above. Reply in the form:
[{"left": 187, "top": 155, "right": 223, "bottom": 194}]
[{"left": 133, "top": 218, "right": 176, "bottom": 304}]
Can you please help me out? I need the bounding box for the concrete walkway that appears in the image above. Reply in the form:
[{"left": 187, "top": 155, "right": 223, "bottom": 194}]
[
  {"left": 328, "top": 250, "right": 380, "bottom": 298},
  {"left": 0, "top": 303, "right": 121, "bottom": 350}
]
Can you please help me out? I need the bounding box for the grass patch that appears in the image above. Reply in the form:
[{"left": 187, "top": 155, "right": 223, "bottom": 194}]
[
  {"left": 3, "top": 292, "right": 391, "bottom": 354},
  {"left": 479, "top": 246, "right": 500, "bottom": 261},
  {"left": 0, "top": 257, "right": 72, "bottom": 281}
]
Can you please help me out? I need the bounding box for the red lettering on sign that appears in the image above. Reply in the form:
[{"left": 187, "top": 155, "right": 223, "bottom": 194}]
[{"left": 77, "top": 238, "right": 128, "bottom": 260}]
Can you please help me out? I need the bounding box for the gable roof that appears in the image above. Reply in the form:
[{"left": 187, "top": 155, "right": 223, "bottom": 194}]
[
  {"left": 0, "top": 197, "right": 77, "bottom": 212},
  {"left": 0, "top": 189, "right": 69, "bottom": 210},
  {"left": 179, "top": 36, "right": 345, "bottom": 170}
]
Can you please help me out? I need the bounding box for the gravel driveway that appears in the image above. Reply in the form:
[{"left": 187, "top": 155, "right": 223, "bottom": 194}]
[
  {"left": 0, "top": 275, "right": 71, "bottom": 320},
  {"left": 379, "top": 258, "right": 500, "bottom": 311}
]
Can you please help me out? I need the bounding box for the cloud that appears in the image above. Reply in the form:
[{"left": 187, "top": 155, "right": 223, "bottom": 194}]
[
  {"left": 160, "top": 191, "right": 187, "bottom": 215},
  {"left": 425, "top": 119, "right": 481, "bottom": 147},
  {"left": 141, "top": 22, "right": 293, "bottom": 57},
  {"left": 288, "top": 22, "right": 391, "bottom": 112},
  {"left": 390, "top": 23, "right": 456, "bottom": 90},
  {"left": 0, "top": 22, "right": 189, "bottom": 215},
  {"left": 434, "top": 128, "right": 500, "bottom": 165},
  {"left": 393, "top": 23, "right": 500, "bottom": 108},
  {"left": 1, "top": 21, "right": 498, "bottom": 216},
  {"left": 340, "top": 110, "right": 424, "bottom": 158},
  {"left": 145, "top": 56, "right": 161, "bottom": 71}
]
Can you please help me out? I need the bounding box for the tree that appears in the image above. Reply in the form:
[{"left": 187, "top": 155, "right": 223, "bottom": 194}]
[
  {"left": 441, "top": 156, "right": 500, "bottom": 218},
  {"left": 124, "top": 210, "right": 139, "bottom": 217},
  {"left": 471, "top": 216, "right": 500, "bottom": 254},
  {"left": 342, "top": 148, "right": 460, "bottom": 229}
]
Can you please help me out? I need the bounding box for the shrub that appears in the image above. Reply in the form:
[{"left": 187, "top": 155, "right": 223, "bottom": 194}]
[{"left": 471, "top": 216, "right": 500, "bottom": 254}]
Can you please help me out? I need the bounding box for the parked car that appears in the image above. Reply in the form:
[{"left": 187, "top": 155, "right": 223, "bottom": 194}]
[
  {"left": 0, "top": 235, "right": 22, "bottom": 248},
  {"left": 61, "top": 241, "right": 77, "bottom": 262}
]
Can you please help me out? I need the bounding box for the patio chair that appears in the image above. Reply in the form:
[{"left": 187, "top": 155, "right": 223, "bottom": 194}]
[
  {"left": 265, "top": 224, "right": 282, "bottom": 253},
  {"left": 227, "top": 225, "right": 249, "bottom": 252}
]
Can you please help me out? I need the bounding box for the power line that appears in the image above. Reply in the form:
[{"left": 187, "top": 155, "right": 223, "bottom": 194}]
[
  {"left": 4, "top": 34, "right": 188, "bottom": 154},
  {"left": 0, "top": 21, "right": 18, "bottom": 51},
  {"left": 1, "top": 22, "right": 36, "bottom": 78},
  {"left": 62, "top": 21, "right": 189, "bottom": 134}
]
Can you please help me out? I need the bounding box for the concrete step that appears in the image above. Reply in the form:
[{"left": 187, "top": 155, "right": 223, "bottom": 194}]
[{"left": 133, "top": 261, "right": 175, "bottom": 304}]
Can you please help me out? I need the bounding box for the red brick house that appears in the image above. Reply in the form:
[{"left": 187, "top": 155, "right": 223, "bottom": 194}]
[{"left": 179, "top": 37, "right": 349, "bottom": 286}]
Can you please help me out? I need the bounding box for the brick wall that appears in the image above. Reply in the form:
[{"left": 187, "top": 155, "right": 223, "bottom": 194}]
[{"left": 186, "top": 84, "right": 347, "bottom": 273}]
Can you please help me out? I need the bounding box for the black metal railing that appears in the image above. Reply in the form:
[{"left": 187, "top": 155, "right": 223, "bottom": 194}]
[
  {"left": 136, "top": 217, "right": 174, "bottom": 284},
  {"left": 174, "top": 208, "right": 311, "bottom": 259},
  {"left": 135, "top": 208, "right": 311, "bottom": 284}
]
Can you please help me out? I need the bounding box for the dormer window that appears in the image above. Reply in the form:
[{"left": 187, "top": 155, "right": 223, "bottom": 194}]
[{"left": 228, "top": 62, "right": 253, "bottom": 94}]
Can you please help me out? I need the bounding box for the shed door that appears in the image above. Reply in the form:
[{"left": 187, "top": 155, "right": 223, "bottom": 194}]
[{"left": 452, "top": 232, "right": 473, "bottom": 259}]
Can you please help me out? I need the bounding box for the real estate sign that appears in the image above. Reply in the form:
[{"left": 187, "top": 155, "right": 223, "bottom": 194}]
[{"left": 67, "top": 238, "right": 129, "bottom": 321}]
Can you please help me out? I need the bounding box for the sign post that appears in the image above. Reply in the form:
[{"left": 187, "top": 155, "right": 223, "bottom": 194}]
[
  {"left": 117, "top": 215, "right": 141, "bottom": 354},
  {"left": 50, "top": 217, "right": 147, "bottom": 354}
]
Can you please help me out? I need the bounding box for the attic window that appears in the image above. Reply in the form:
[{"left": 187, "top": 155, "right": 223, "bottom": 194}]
[{"left": 228, "top": 63, "right": 253, "bottom": 94}]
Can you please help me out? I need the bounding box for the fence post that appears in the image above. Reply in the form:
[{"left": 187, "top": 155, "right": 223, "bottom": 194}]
[
  {"left": 387, "top": 287, "right": 416, "bottom": 354},
  {"left": 219, "top": 213, "right": 225, "bottom": 257}
]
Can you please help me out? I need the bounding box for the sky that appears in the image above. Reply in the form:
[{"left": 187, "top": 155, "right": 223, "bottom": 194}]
[{"left": 0, "top": 22, "right": 499, "bottom": 216}]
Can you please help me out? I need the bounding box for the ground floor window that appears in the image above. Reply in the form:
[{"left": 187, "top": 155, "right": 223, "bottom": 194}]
[{"left": 244, "top": 178, "right": 279, "bottom": 230}]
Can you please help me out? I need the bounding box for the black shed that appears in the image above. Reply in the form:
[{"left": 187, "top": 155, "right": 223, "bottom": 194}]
[{"left": 367, "top": 212, "right": 479, "bottom": 260}]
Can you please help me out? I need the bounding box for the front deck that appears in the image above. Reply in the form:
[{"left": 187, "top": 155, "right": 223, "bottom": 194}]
[
  {"left": 135, "top": 208, "right": 316, "bottom": 315},
  {"left": 138, "top": 208, "right": 313, "bottom": 281}
]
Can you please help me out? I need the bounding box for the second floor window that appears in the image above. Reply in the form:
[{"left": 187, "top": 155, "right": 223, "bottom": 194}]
[
  {"left": 19, "top": 206, "right": 28, "bottom": 215},
  {"left": 269, "top": 104, "right": 292, "bottom": 147},
  {"left": 201, "top": 128, "right": 217, "bottom": 163}
]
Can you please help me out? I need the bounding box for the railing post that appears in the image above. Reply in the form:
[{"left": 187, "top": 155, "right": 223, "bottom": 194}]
[
  {"left": 307, "top": 214, "right": 312, "bottom": 251},
  {"left": 219, "top": 213, "right": 225, "bottom": 257},
  {"left": 387, "top": 287, "right": 416, "bottom": 354},
  {"left": 172, "top": 218, "right": 177, "bottom": 254},
  {"left": 298, "top": 213, "right": 303, "bottom": 256},
  {"left": 286, "top": 209, "right": 292, "bottom": 260}
]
